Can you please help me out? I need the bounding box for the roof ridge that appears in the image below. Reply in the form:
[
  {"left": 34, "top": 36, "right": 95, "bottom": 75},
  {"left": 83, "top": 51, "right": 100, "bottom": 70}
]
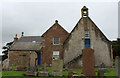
[{"left": 42, "top": 21, "right": 68, "bottom": 37}]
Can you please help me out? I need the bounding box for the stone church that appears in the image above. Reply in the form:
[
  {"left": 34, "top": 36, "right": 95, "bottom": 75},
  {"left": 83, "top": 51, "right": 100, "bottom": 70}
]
[
  {"left": 63, "top": 6, "right": 112, "bottom": 68},
  {"left": 8, "top": 6, "right": 112, "bottom": 68}
]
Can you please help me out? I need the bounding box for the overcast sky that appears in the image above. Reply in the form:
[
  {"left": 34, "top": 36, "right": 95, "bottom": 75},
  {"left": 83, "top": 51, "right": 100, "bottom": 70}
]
[{"left": 0, "top": 0, "right": 120, "bottom": 55}]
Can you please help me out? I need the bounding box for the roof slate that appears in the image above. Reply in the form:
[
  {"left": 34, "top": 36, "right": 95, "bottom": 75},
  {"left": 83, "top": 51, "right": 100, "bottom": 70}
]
[{"left": 9, "top": 36, "right": 42, "bottom": 51}]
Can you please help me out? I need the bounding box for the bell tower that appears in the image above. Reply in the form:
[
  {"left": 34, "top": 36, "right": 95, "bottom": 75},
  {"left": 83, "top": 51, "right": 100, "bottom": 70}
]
[{"left": 81, "top": 6, "right": 88, "bottom": 17}]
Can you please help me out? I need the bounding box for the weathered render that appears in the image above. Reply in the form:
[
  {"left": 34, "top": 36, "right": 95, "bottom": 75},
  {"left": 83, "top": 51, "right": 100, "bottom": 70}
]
[{"left": 63, "top": 6, "right": 112, "bottom": 68}]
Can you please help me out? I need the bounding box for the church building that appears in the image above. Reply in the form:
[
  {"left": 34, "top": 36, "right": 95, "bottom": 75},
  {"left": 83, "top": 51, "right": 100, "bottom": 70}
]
[
  {"left": 8, "top": 6, "right": 112, "bottom": 68},
  {"left": 63, "top": 6, "right": 112, "bottom": 68}
]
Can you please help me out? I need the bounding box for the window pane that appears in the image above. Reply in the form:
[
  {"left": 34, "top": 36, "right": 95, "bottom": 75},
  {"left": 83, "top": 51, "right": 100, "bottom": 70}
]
[
  {"left": 54, "top": 37, "right": 59, "bottom": 44},
  {"left": 85, "top": 39, "right": 90, "bottom": 48},
  {"left": 53, "top": 51, "right": 59, "bottom": 55},
  {"left": 53, "top": 51, "right": 59, "bottom": 60},
  {"left": 85, "top": 31, "right": 89, "bottom": 37}
]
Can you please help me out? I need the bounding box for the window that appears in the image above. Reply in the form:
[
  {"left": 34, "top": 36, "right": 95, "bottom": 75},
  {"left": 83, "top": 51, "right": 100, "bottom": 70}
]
[
  {"left": 85, "top": 39, "right": 90, "bottom": 48},
  {"left": 85, "top": 30, "right": 89, "bottom": 38},
  {"left": 53, "top": 51, "right": 59, "bottom": 60},
  {"left": 53, "top": 37, "right": 60, "bottom": 45}
]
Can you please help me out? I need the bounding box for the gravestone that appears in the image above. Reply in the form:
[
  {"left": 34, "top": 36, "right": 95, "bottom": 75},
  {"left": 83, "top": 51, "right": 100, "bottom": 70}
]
[
  {"left": 38, "top": 72, "right": 49, "bottom": 77},
  {"left": 100, "top": 63, "right": 106, "bottom": 68},
  {"left": 2, "top": 59, "right": 9, "bottom": 70},
  {"left": 52, "top": 59, "right": 63, "bottom": 76},
  {"left": 26, "top": 52, "right": 37, "bottom": 76},
  {"left": 43, "top": 63, "right": 47, "bottom": 72},
  {"left": 82, "top": 48, "right": 95, "bottom": 76},
  {"left": 38, "top": 62, "right": 49, "bottom": 77},
  {"left": 100, "top": 63, "right": 107, "bottom": 72},
  {"left": 98, "top": 70, "right": 104, "bottom": 77},
  {"left": 115, "top": 56, "right": 120, "bottom": 77},
  {"left": 98, "top": 63, "right": 106, "bottom": 77},
  {"left": 29, "top": 52, "right": 37, "bottom": 72}
]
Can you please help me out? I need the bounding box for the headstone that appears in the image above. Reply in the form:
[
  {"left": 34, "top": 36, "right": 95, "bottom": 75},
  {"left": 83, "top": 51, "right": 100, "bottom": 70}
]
[
  {"left": 2, "top": 59, "right": 9, "bottom": 70},
  {"left": 100, "top": 63, "right": 106, "bottom": 68},
  {"left": 38, "top": 72, "right": 49, "bottom": 77},
  {"left": 82, "top": 48, "right": 95, "bottom": 76},
  {"left": 52, "top": 59, "right": 63, "bottom": 76},
  {"left": 98, "top": 70, "right": 104, "bottom": 77},
  {"left": 115, "top": 56, "right": 120, "bottom": 77},
  {"left": 43, "top": 63, "right": 47, "bottom": 72},
  {"left": 97, "top": 63, "right": 106, "bottom": 77},
  {"left": 25, "top": 52, "right": 37, "bottom": 76},
  {"left": 29, "top": 52, "right": 37, "bottom": 72},
  {"left": 99, "top": 63, "right": 107, "bottom": 72},
  {"left": 38, "top": 63, "right": 49, "bottom": 77}
]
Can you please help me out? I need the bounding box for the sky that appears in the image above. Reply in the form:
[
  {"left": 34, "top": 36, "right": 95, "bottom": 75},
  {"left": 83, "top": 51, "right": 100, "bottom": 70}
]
[{"left": 0, "top": 0, "right": 120, "bottom": 55}]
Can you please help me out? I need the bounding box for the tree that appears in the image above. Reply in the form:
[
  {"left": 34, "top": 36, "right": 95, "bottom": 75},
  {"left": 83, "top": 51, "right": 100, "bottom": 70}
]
[
  {"left": 111, "top": 39, "right": 120, "bottom": 59},
  {"left": 2, "top": 41, "right": 13, "bottom": 61}
]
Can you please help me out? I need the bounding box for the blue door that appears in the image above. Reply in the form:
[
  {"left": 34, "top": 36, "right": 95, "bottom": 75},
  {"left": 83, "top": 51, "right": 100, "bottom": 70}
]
[
  {"left": 85, "top": 39, "right": 90, "bottom": 48},
  {"left": 37, "top": 52, "right": 41, "bottom": 66}
]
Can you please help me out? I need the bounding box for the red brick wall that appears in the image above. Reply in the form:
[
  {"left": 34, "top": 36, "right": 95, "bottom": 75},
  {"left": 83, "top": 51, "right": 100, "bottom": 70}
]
[
  {"left": 82, "top": 48, "right": 95, "bottom": 76},
  {"left": 41, "top": 22, "right": 69, "bottom": 66}
]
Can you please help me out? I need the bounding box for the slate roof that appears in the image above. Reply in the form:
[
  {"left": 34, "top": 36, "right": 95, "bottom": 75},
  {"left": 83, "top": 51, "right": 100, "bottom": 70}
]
[{"left": 9, "top": 36, "right": 42, "bottom": 51}]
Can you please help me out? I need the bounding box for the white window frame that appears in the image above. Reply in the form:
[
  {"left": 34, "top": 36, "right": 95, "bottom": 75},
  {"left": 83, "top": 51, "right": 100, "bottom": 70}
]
[
  {"left": 53, "top": 51, "right": 60, "bottom": 60},
  {"left": 85, "top": 30, "right": 90, "bottom": 38},
  {"left": 53, "top": 37, "right": 60, "bottom": 45}
]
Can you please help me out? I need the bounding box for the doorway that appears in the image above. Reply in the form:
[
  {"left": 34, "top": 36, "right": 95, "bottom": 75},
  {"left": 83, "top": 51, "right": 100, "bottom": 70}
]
[
  {"left": 85, "top": 39, "right": 90, "bottom": 48},
  {"left": 37, "top": 52, "right": 41, "bottom": 66}
]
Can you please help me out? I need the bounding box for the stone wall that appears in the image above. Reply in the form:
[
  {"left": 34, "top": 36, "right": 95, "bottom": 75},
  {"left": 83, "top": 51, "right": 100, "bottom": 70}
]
[
  {"left": 65, "top": 57, "right": 82, "bottom": 69},
  {"left": 64, "top": 17, "right": 112, "bottom": 67},
  {"left": 8, "top": 51, "right": 34, "bottom": 66}
]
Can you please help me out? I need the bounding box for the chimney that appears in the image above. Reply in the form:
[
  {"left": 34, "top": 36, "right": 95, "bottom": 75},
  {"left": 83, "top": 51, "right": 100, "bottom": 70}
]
[
  {"left": 14, "top": 34, "right": 18, "bottom": 42},
  {"left": 55, "top": 20, "right": 58, "bottom": 24},
  {"left": 21, "top": 32, "right": 24, "bottom": 37}
]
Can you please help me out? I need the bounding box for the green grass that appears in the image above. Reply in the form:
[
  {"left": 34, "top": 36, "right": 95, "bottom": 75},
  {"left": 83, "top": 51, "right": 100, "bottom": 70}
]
[
  {"left": 2, "top": 71, "right": 26, "bottom": 76},
  {"left": 104, "top": 69, "right": 116, "bottom": 76},
  {"left": 1, "top": 66, "right": 116, "bottom": 77}
]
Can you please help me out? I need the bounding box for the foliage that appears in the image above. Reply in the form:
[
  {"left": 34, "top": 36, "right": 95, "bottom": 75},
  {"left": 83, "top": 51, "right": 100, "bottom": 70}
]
[
  {"left": 113, "top": 62, "right": 115, "bottom": 66},
  {"left": 2, "top": 41, "right": 13, "bottom": 61},
  {"left": 111, "top": 40, "right": 120, "bottom": 59}
]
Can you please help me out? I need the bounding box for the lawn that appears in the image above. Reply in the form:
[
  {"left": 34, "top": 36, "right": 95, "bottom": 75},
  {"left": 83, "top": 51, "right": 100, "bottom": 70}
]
[{"left": 1, "top": 66, "right": 116, "bottom": 78}]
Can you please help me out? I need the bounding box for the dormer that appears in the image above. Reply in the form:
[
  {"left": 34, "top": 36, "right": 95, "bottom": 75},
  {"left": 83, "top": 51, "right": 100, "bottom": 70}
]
[{"left": 81, "top": 6, "right": 88, "bottom": 17}]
